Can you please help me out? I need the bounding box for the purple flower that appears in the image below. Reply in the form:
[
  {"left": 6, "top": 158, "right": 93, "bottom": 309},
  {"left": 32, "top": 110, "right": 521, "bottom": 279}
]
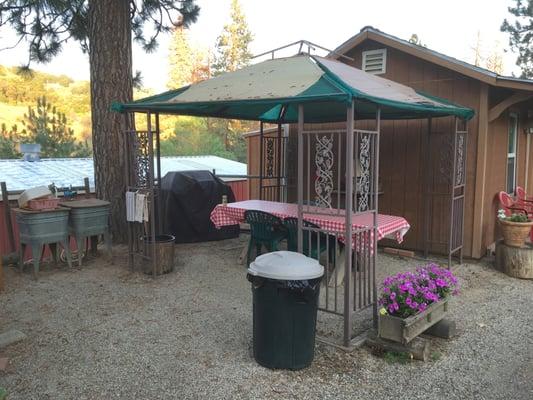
[
  {"left": 435, "top": 279, "right": 447, "bottom": 288},
  {"left": 406, "top": 297, "right": 412, "bottom": 306},
  {"left": 388, "top": 304, "right": 395, "bottom": 313},
  {"left": 393, "top": 302, "right": 399, "bottom": 311},
  {"left": 390, "top": 292, "right": 396, "bottom": 300},
  {"left": 418, "top": 303, "right": 427, "bottom": 312}
]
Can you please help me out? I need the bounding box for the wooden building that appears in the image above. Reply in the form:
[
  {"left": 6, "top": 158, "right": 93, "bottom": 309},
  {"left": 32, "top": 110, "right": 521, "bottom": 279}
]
[{"left": 246, "top": 27, "right": 533, "bottom": 259}]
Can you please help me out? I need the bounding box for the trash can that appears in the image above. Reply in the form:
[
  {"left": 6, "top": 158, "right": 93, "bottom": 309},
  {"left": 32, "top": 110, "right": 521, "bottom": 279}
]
[{"left": 247, "top": 251, "right": 324, "bottom": 369}]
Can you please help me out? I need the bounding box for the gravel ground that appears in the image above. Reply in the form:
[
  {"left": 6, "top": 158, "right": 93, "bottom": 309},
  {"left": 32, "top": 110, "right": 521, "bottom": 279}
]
[{"left": 1, "top": 236, "right": 532, "bottom": 400}]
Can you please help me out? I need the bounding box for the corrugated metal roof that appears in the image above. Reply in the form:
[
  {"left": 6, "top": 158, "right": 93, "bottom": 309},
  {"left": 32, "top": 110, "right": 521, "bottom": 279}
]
[{"left": 0, "top": 156, "right": 247, "bottom": 191}]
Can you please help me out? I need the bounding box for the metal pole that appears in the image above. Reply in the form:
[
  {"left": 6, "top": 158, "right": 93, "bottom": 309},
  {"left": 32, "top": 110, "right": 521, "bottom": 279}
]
[
  {"left": 460, "top": 120, "right": 468, "bottom": 264},
  {"left": 423, "top": 118, "right": 432, "bottom": 258},
  {"left": 282, "top": 124, "right": 289, "bottom": 202},
  {"left": 448, "top": 118, "right": 459, "bottom": 268},
  {"left": 372, "top": 107, "right": 381, "bottom": 327},
  {"left": 297, "top": 105, "right": 304, "bottom": 253},
  {"left": 147, "top": 112, "right": 157, "bottom": 277},
  {"left": 343, "top": 100, "right": 355, "bottom": 347},
  {"left": 124, "top": 113, "right": 134, "bottom": 271},
  {"left": 155, "top": 113, "right": 162, "bottom": 235},
  {"left": 277, "top": 123, "right": 282, "bottom": 202},
  {"left": 259, "top": 122, "right": 264, "bottom": 200}
]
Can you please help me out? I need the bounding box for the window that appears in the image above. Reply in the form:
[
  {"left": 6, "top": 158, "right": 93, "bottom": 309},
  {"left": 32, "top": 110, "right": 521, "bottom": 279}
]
[
  {"left": 506, "top": 113, "right": 518, "bottom": 194},
  {"left": 362, "top": 49, "right": 387, "bottom": 74}
]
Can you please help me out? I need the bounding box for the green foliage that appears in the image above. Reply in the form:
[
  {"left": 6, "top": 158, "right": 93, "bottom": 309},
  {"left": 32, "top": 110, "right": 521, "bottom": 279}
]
[
  {"left": 501, "top": 0, "right": 533, "bottom": 78},
  {"left": 160, "top": 117, "right": 239, "bottom": 160},
  {"left": 212, "top": 0, "right": 253, "bottom": 75},
  {"left": 167, "top": 27, "right": 212, "bottom": 89},
  {"left": 20, "top": 96, "right": 91, "bottom": 158},
  {"left": 382, "top": 351, "right": 412, "bottom": 364},
  {"left": 431, "top": 351, "right": 442, "bottom": 362},
  {"left": 0, "top": 123, "right": 21, "bottom": 158},
  {"left": 168, "top": 27, "right": 194, "bottom": 88},
  {"left": 0, "top": 1, "right": 200, "bottom": 65},
  {"left": 507, "top": 213, "right": 530, "bottom": 223}
]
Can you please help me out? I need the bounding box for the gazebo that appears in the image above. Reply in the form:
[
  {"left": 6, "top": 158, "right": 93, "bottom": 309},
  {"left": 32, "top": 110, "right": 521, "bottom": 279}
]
[{"left": 113, "top": 49, "right": 473, "bottom": 348}]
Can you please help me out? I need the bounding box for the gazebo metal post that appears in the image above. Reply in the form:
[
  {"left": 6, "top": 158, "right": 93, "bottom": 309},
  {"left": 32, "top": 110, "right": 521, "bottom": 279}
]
[
  {"left": 372, "top": 107, "right": 381, "bottom": 327},
  {"left": 448, "top": 117, "right": 459, "bottom": 267},
  {"left": 259, "top": 122, "right": 264, "bottom": 200},
  {"left": 146, "top": 112, "right": 157, "bottom": 277},
  {"left": 448, "top": 117, "right": 468, "bottom": 267},
  {"left": 155, "top": 112, "right": 162, "bottom": 235},
  {"left": 125, "top": 112, "right": 134, "bottom": 270},
  {"left": 423, "top": 117, "right": 432, "bottom": 259},
  {"left": 277, "top": 123, "right": 282, "bottom": 201},
  {"left": 297, "top": 105, "right": 304, "bottom": 253},
  {"left": 343, "top": 101, "right": 355, "bottom": 347}
]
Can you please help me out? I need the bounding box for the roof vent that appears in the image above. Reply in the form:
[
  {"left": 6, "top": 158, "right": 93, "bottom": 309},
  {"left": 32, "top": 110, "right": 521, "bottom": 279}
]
[
  {"left": 362, "top": 49, "right": 387, "bottom": 75},
  {"left": 19, "top": 143, "right": 41, "bottom": 162}
]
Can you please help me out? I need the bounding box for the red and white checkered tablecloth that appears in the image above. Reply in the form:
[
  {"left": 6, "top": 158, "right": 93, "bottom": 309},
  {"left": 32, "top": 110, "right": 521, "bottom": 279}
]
[{"left": 210, "top": 200, "right": 410, "bottom": 250}]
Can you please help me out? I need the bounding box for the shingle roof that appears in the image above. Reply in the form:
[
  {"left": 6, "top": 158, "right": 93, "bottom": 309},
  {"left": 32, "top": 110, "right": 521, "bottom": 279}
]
[
  {"left": 0, "top": 156, "right": 247, "bottom": 192},
  {"left": 331, "top": 26, "right": 533, "bottom": 91}
]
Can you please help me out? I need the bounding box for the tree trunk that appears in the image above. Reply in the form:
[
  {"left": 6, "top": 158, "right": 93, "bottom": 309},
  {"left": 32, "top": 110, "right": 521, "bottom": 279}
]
[{"left": 88, "top": 0, "right": 133, "bottom": 243}]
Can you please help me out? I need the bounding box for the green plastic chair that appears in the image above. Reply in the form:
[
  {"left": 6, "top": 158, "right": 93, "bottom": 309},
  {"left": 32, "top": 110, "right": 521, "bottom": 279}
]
[
  {"left": 245, "top": 210, "right": 288, "bottom": 266},
  {"left": 282, "top": 217, "right": 337, "bottom": 265}
]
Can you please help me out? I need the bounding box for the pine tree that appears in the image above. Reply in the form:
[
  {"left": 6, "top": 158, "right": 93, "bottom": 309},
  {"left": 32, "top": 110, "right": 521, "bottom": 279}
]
[
  {"left": 212, "top": 0, "right": 253, "bottom": 75},
  {"left": 167, "top": 27, "right": 194, "bottom": 89},
  {"left": 486, "top": 42, "right": 505, "bottom": 75},
  {"left": 471, "top": 31, "right": 484, "bottom": 67},
  {"left": 0, "top": 1, "right": 200, "bottom": 241},
  {"left": 0, "top": 123, "right": 21, "bottom": 159},
  {"left": 210, "top": 0, "right": 254, "bottom": 153},
  {"left": 21, "top": 96, "right": 91, "bottom": 158},
  {"left": 501, "top": 0, "right": 533, "bottom": 78}
]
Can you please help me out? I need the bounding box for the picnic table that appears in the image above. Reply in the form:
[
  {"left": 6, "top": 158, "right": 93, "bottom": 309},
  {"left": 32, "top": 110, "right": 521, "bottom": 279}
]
[
  {"left": 211, "top": 200, "right": 410, "bottom": 286},
  {"left": 211, "top": 200, "right": 410, "bottom": 245}
]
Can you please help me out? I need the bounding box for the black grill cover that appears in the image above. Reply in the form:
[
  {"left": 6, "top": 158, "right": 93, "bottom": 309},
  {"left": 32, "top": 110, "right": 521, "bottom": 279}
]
[{"left": 161, "top": 170, "right": 240, "bottom": 243}]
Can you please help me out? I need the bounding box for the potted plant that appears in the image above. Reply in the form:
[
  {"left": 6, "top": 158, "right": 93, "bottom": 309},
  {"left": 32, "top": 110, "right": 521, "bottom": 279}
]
[
  {"left": 378, "top": 264, "right": 459, "bottom": 344},
  {"left": 498, "top": 209, "right": 533, "bottom": 248}
]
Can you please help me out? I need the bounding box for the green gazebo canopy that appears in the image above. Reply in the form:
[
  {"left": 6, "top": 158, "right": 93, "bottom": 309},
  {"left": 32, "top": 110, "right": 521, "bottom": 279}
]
[{"left": 113, "top": 54, "right": 474, "bottom": 123}]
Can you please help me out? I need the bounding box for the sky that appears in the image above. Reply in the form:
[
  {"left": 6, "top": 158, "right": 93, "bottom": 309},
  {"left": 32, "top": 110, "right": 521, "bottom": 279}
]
[{"left": 0, "top": 0, "right": 520, "bottom": 92}]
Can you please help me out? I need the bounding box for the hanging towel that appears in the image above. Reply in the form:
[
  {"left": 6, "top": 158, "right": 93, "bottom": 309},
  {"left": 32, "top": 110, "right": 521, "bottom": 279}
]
[
  {"left": 135, "top": 193, "right": 146, "bottom": 223},
  {"left": 126, "top": 192, "right": 136, "bottom": 222},
  {"left": 143, "top": 195, "right": 149, "bottom": 222}
]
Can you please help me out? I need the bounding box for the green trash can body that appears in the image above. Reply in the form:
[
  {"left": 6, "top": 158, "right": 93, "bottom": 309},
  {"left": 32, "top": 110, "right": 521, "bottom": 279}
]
[{"left": 248, "top": 251, "right": 324, "bottom": 370}]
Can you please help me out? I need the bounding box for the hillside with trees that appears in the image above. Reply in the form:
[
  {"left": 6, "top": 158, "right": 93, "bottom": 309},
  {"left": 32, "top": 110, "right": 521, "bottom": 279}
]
[{"left": 0, "top": 0, "right": 253, "bottom": 163}]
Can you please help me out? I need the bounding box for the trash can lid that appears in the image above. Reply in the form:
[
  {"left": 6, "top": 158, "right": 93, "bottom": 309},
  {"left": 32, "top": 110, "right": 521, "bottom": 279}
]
[{"left": 248, "top": 251, "right": 324, "bottom": 280}]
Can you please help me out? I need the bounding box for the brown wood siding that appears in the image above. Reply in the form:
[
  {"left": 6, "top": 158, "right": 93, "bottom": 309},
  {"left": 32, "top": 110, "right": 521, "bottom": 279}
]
[
  {"left": 245, "top": 40, "right": 533, "bottom": 259},
  {"left": 345, "top": 43, "right": 481, "bottom": 256}
]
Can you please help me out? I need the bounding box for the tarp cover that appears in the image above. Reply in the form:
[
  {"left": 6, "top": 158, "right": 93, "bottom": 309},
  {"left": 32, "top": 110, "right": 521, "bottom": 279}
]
[
  {"left": 161, "top": 170, "right": 239, "bottom": 243},
  {"left": 114, "top": 54, "right": 474, "bottom": 122}
]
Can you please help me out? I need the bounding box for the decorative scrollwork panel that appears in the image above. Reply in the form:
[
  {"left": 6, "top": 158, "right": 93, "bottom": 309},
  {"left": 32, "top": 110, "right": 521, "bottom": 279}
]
[
  {"left": 357, "top": 133, "right": 371, "bottom": 212},
  {"left": 455, "top": 133, "right": 466, "bottom": 186},
  {"left": 132, "top": 131, "right": 152, "bottom": 188},
  {"left": 314, "top": 135, "right": 334, "bottom": 208}
]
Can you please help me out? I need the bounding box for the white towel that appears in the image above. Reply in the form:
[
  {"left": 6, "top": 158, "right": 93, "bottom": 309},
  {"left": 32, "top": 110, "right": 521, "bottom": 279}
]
[
  {"left": 143, "top": 195, "right": 149, "bottom": 222},
  {"left": 126, "top": 192, "right": 136, "bottom": 222},
  {"left": 135, "top": 193, "right": 145, "bottom": 223}
]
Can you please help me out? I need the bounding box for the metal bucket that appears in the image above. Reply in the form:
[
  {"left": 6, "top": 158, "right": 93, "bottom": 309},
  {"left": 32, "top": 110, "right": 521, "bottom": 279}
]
[{"left": 141, "top": 234, "right": 176, "bottom": 275}]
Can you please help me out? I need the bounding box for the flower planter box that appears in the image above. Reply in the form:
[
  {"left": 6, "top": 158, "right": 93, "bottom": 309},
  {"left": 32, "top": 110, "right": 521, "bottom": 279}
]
[{"left": 378, "top": 298, "right": 449, "bottom": 344}]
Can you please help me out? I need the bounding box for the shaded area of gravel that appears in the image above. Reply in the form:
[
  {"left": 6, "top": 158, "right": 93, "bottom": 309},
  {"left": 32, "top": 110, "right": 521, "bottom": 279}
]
[{"left": 1, "top": 236, "right": 532, "bottom": 399}]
